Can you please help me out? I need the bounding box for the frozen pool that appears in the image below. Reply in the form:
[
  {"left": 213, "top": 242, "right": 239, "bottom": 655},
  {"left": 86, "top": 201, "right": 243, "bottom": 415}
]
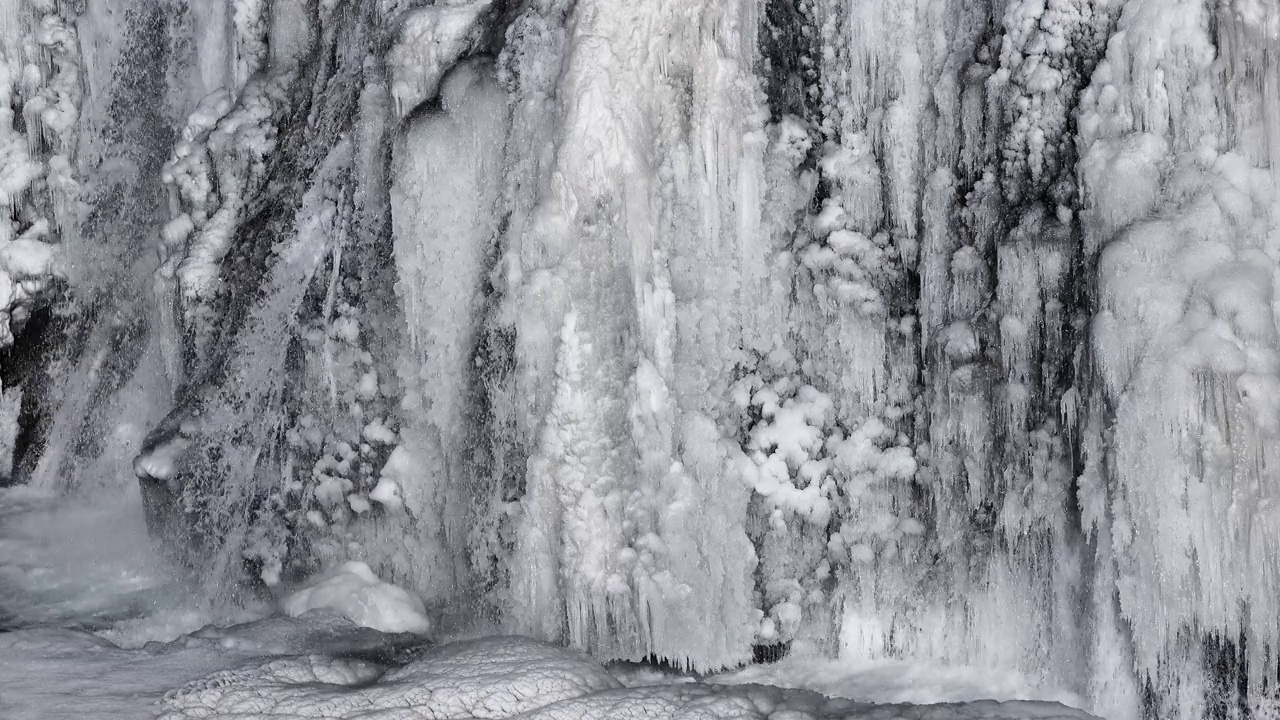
[{"left": 0, "top": 488, "right": 1099, "bottom": 720}]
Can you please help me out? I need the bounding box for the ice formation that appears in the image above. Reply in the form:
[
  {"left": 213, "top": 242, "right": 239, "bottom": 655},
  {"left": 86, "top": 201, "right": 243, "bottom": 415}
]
[
  {"left": 280, "top": 560, "right": 432, "bottom": 634},
  {"left": 0, "top": 0, "right": 70, "bottom": 350},
  {"left": 1, "top": 0, "right": 1280, "bottom": 717},
  {"left": 153, "top": 634, "right": 1096, "bottom": 720}
]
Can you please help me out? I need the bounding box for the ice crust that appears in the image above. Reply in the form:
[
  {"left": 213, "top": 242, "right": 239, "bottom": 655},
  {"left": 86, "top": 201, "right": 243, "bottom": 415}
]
[
  {"left": 280, "top": 561, "right": 432, "bottom": 634},
  {"left": 155, "top": 635, "right": 1096, "bottom": 720}
]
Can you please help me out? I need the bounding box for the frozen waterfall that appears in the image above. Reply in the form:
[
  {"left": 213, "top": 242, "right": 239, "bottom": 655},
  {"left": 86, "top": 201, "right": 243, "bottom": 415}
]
[{"left": 2, "top": 0, "right": 1280, "bottom": 718}]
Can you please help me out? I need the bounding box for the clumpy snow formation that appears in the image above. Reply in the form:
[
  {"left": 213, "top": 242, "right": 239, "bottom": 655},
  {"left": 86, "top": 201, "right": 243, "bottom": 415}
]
[
  {"left": 280, "top": 560, "right": 432, "bottom": 634},
  {"left": 0, "top": 233, "right": 59, "bottom": 346},
  {"left": 0, "top": 0, "right": 77, "bottom": 348}
]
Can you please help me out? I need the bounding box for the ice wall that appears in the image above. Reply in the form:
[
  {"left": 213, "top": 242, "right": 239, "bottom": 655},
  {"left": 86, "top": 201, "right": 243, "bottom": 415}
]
[
  {"left": 490, "top": 0, "right": 767, "bottom": 670},
  {"left": 5, "top": 0, "right": 1280, "bottom": 717},
  {"left": 1079, "top": 0, "right": 1280, "bottom": 717}
]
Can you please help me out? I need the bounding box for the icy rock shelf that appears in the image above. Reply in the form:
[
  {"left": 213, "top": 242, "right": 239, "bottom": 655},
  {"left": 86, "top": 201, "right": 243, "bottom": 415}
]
[
  {"left": 0, "top": 493, "right": 1092, "bottom": 719},
  {"left": 1, "top": 0, "right": 1279, "bottom": 718},
  {"left": 0, "top": 622, "right": 1101, "bottom": 720}
]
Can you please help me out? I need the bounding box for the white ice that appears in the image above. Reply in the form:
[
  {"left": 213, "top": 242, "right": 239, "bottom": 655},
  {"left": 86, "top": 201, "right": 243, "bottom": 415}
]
[
  {"left": 1, "top": 627, "right": 1102, "bottom": 720},
  {"left": 8, "top": 0, "right": 1280, "bottom": 716},
  {"left": 280, "top": 560, "right": 432, "bottom": 634}
]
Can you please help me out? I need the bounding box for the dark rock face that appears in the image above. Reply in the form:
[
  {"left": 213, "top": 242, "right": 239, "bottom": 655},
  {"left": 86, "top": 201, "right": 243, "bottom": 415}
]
[{"left": 131, "top": 2, "right": 399, "bottom": 587}]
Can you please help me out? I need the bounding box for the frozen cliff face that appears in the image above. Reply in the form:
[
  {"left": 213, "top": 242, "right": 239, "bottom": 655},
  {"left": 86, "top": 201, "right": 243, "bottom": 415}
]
[{"left": 3, "top": 0, "right": 1280, "bottom": 717}]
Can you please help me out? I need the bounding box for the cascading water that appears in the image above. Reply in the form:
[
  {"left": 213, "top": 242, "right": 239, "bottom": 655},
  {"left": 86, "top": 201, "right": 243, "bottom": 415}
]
[{"left": 3, "top": 0, "right": 1280, "bottom": 718}]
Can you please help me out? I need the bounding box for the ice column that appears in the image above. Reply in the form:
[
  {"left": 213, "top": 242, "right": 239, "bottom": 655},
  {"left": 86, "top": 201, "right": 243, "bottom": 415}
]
[
  {"left": 503, "top": 0, "right": 765, "bottom": 671},
  {"left": 390, "top": 59, "right": 508, "bottom": 605}
]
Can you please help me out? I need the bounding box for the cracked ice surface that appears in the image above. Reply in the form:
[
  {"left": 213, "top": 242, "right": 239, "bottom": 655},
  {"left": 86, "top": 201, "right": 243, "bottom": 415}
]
[
  {"left": 153, "top": 635, "right": 1096, "bottom": 720},
  {"left": 159, "top": 636, "right": 623, "bottom": 720},
  {"left": 0, "top": 616, "right": 427, "bottom": 720}
]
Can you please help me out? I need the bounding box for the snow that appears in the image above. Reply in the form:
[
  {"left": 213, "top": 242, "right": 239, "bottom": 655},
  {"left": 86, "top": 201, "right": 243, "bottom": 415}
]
[
  {"left": 169, "top": 73, "right": 289, "bottom": 310},
  {"left": 389, "top": 55, "right": 509, "bottom": 605},
  {"left": 0, "top": 14, "right": 63, "bottom": 348},
  {"left": 362, "top": 417, "right": 397, "bottom": 445},
  {"left": 280, "top": 560, "right": 432, "bottom": 635},
  {"left": 370, "top": 448, "right": 410, "bottom": 511}
]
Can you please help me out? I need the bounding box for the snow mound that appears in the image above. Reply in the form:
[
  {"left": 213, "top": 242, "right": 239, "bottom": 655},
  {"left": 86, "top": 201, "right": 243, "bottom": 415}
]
[
  {"left": 157, "top": 635, "right": 1097, "bottom": 720},
  {"left": 376, "top": 636, "right": 623, "bottom": 716},
  {"left": 280, "top": 561, "right": 431, "bottom": 634}
]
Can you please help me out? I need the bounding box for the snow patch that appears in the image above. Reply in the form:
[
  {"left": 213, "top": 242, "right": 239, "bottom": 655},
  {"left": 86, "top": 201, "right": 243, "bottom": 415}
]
[{"left": 280, "top": 561, "right": 431, "bottom": 634}]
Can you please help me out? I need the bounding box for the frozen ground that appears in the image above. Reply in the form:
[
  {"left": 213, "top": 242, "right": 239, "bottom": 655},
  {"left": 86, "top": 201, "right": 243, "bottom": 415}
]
[{"left": 0, "top": 489, "right": 1099, "bottom": 719}]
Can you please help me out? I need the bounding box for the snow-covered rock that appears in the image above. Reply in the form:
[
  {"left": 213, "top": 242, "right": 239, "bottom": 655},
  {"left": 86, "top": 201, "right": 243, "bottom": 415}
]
[{"left": 280, "top": 561, "right": 432, "bottom": 634}]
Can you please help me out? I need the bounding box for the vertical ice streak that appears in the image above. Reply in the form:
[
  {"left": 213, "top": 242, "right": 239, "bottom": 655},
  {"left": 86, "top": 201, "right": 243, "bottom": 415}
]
[
  {"left": 390, "top": 58, "right": 507, "bottom": 605},
  {"left": 499, "top": 0, "right": 763, "bottom": 671}
]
